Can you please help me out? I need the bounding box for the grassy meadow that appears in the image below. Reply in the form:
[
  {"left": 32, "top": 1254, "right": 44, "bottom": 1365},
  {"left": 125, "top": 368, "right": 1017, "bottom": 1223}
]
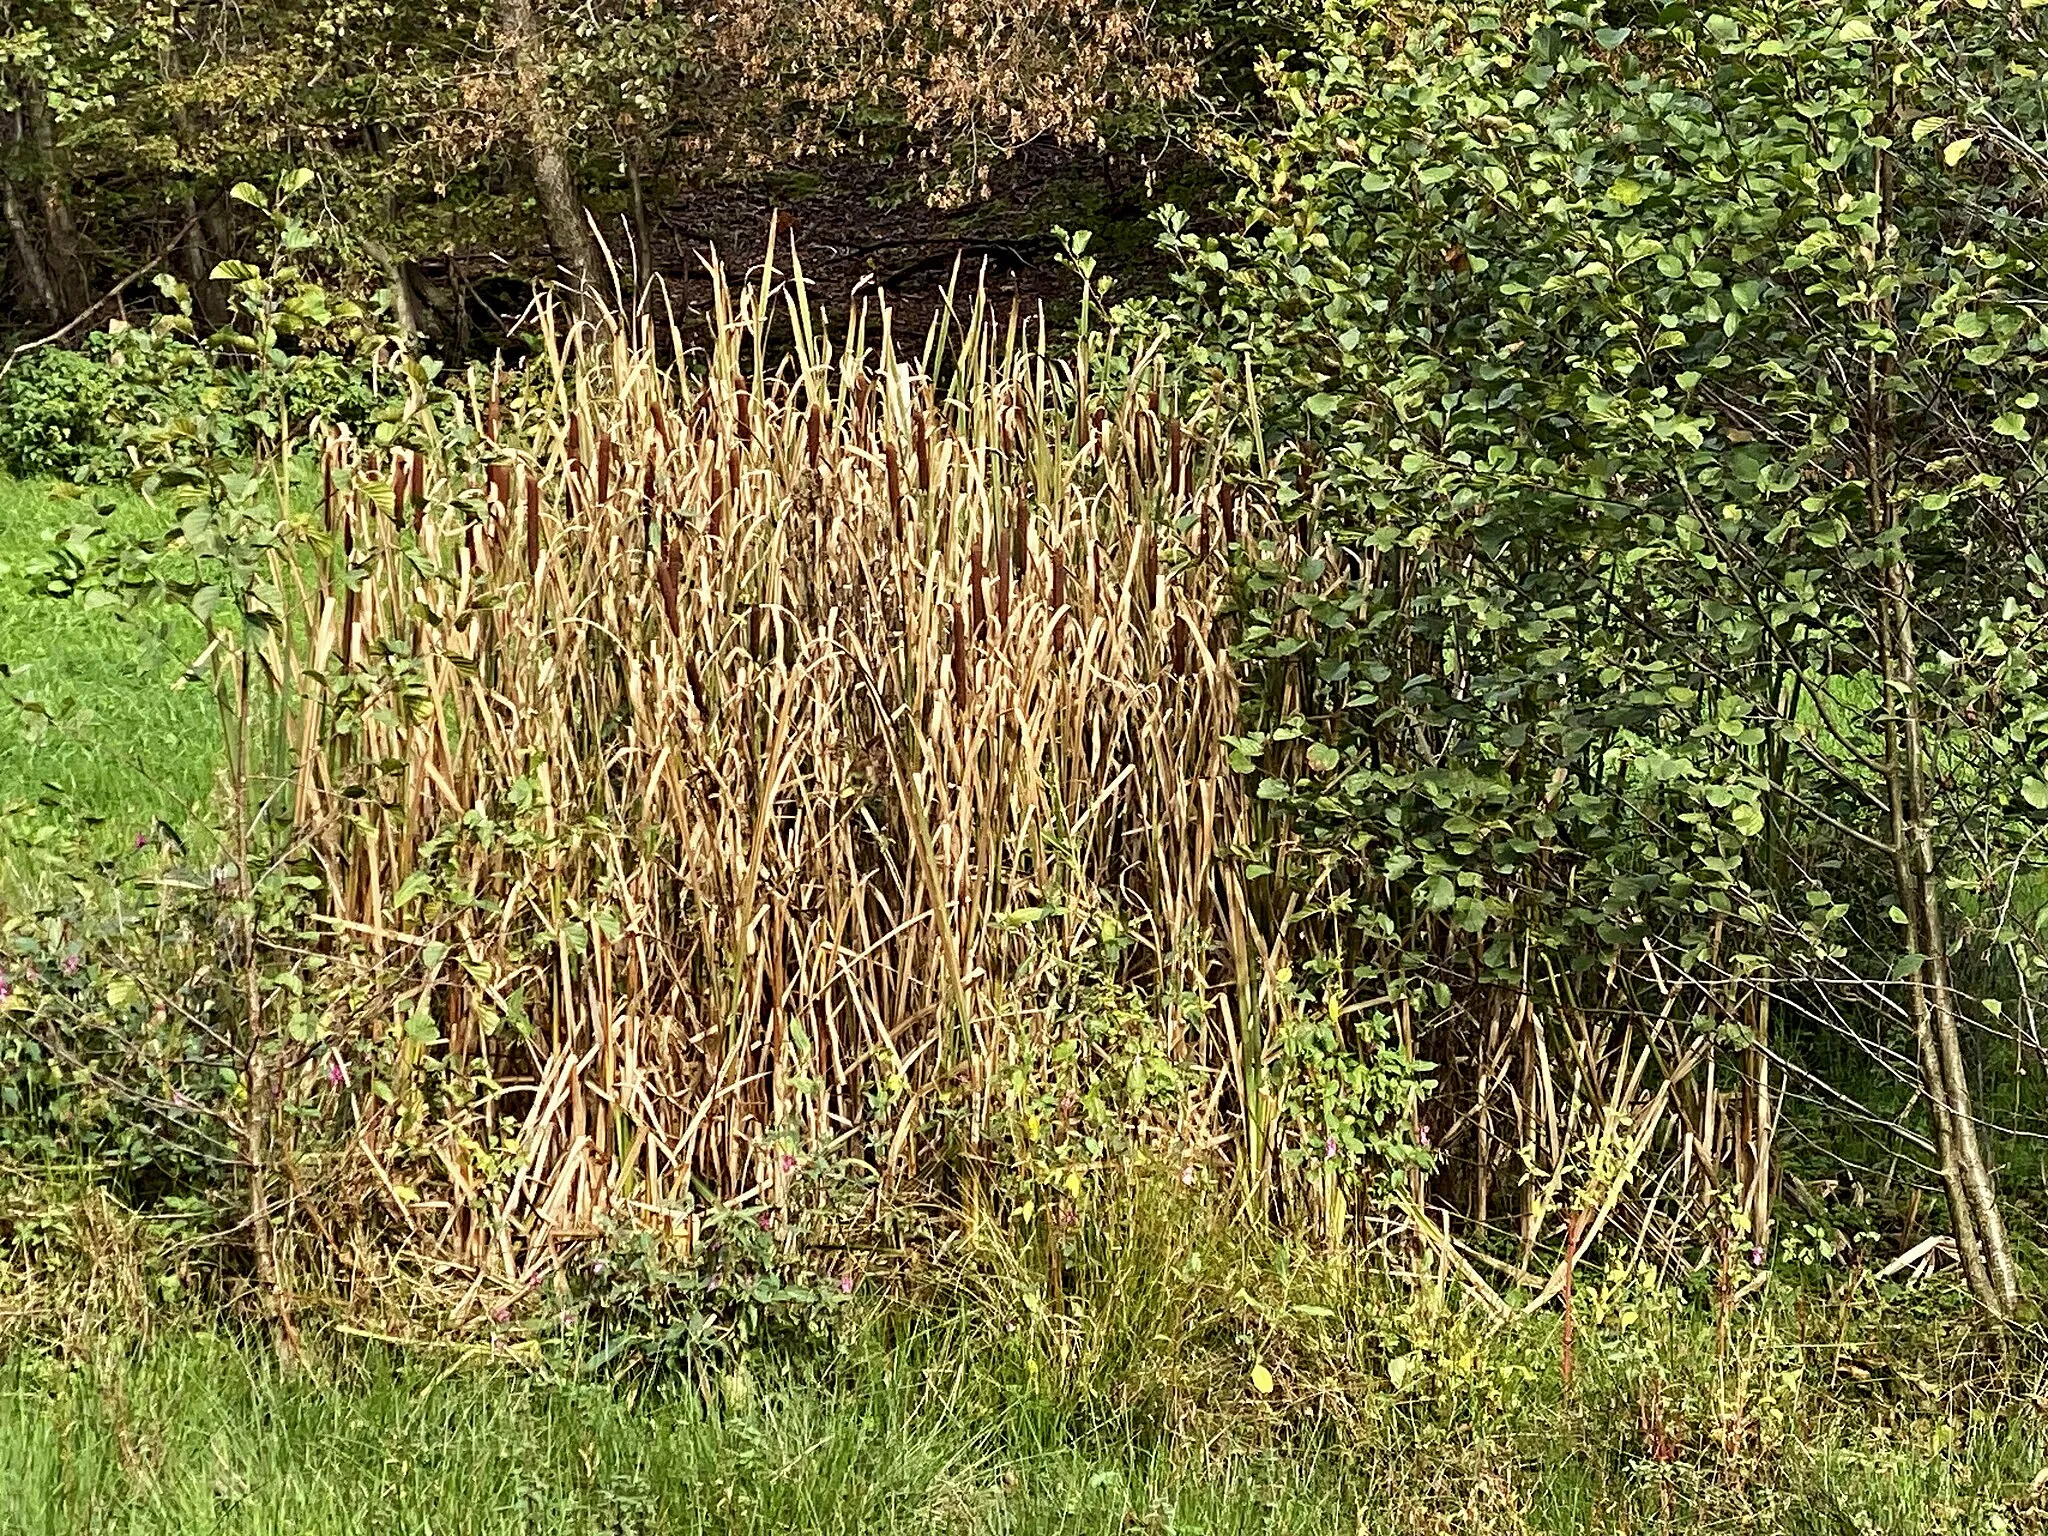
[
  {"left": 0, "top": 475, "right": 214, "bottom": 873},
  {"left": 2, "top": 1291, "right": 2045, "bottom": 1536}
]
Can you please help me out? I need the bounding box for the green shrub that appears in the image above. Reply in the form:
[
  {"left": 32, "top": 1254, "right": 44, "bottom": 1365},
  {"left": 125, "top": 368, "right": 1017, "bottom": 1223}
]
[
  {"left": 0, "top": 338, "right": 127, "bottom": 482},
  {"left": 0, "top": 324, "right": 411, "bottom": 484}
]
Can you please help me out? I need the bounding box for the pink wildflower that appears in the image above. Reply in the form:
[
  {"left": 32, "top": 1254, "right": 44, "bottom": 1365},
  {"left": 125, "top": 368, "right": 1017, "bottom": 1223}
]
[
  {"left": 61, "top": 952, "right": 81, "bottom": 977},
  {"left": 327, "top": 1055, "right": 346, "bottom": 1087},
  {"left": 838, "top": 1274, "right": 855, "bottom": 1294}
]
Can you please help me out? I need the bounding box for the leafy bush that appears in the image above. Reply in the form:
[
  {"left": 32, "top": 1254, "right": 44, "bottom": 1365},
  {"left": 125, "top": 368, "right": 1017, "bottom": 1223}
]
[
  {"left": 0, "top": 321, "right": 417, "bottom": 484},
  {"left": 0, "top": 339, "right": 128, "bottom": 482},
  {"left": 0, "top": 803, "right": 240, "bottom": 1203},
  {"left": 0, "top": 177, "right": 446, "bottom": 484},
  {"left": 1144, "top": 0, "right": 2048, "bottom": 1314}
]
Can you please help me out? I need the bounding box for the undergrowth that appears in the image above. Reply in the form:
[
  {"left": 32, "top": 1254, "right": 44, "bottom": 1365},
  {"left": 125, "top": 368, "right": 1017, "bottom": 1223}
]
[{"left": 3, "top": 1183, "right": 2045, "bottom": 1535}]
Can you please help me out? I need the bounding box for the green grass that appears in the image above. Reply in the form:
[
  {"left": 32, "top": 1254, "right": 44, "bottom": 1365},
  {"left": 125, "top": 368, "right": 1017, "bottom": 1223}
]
[
  {"left": 0, "top": 475, "right": 217, "bottom": 863},
  {"left": 2, "top": 1291, "right": 2044, "bottom": 1536},
  {"left": 0, "top": 1334, "right": 1355, "bottom": 1536}
]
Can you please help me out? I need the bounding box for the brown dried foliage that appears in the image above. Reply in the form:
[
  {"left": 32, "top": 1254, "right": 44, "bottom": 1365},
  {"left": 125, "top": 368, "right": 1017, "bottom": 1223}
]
[{"left": 285, "top": 262, "right": 1262, "bottom": 1280}]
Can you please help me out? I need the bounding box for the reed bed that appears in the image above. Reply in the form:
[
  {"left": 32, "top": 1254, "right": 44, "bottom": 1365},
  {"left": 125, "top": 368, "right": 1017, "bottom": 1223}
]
[{"left": 283, "top": 262, "right": 1273, "bottom": 1278}]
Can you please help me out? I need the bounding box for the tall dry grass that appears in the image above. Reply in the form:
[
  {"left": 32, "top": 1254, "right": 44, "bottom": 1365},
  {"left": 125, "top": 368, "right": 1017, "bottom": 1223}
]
[{"left": 283, "top": 259, "right": 1278, "bottom": 1279}]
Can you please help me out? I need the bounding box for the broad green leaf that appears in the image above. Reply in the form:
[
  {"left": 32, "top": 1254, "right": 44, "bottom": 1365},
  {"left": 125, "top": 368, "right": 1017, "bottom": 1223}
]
[{"left": 391, "top": 871, "right": 435, "bottom": 908}]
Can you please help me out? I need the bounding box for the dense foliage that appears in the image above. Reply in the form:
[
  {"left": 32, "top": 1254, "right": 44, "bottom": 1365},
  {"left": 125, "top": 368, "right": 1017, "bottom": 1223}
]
[
  {"left": 0, "top": 0, "right": 1246, "bottom": 338},
  {"left": 1138, "top": 0, "right": 2048, "bottom": 1314}
]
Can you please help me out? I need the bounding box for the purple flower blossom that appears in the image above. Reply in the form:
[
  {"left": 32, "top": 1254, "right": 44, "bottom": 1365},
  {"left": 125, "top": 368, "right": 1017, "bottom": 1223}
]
[
  {"left": 1750, "top": 1244, "right": 1766, "bottom": 1268},
  {"left": 0, "top": 967, "right": 10, "bottom": 1002},
  {"left": 1323, "top": 1135, "right": 1339, "bottom": 1159},
  {"left": 327, "top": 1056, "right": 346, "bottom": 1087},
  {"left": 838, "top": 1274, "right": 855, "bottom": 1294},
  {"left": 779, "top": 1152, "right": 797, "bottom": 1174},
  {"left": 134, "top": 831, "right": 149, "bottom": 850},
  {"left": 61, "top": 952, "right": 81, "bottom": 977},
  {"left": 757, "top": 1210, "right": 774, "bottom": 1231},
  {"left": 1416, "top": 1122, "right": 1431, "bottom": 1149}
]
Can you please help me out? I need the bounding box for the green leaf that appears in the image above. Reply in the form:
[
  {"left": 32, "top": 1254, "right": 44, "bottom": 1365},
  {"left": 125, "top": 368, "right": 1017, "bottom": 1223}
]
[
  {"left": 391, "top": 871, "right": 435, "bottom": 908},
  {"left": 1993, "top": 413, "right": 2030, "bottom": 441},
  {"left": 2024, "top": 778, "right": 2048, "bottom": 810},
  {"left": 1942, "top": 138, "right": 1976, "bottom": 167},
  {"left": 1306, "top": 742, "right": 1341, "bottom": 772},
  {"left": 1729, "top": 802, "right": 1765, "bottom": 838},
  {"left": 1303, "top": 393, "right": 1342, "bottom": 418},
  {"left": 1888, "top": 952, "right": 1927, "bottom": 980}
]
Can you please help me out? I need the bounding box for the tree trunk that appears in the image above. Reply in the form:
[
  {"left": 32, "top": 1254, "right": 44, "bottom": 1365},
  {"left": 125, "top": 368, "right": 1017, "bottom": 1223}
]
[
  {"left": 1, "top": 105, "right": 59, "bottom": 323},
  {"left": 1867, "top": 88, "right": 2018, "bottom": 1319},
  {"left": 626, "top": 152, "right": 655, "bottom": 294},
  {"left": 1877, "top": 570, "right": 2019, "bottom": 1316},
  {"left": 181, "top": 190, "right": 236, "bottom": 334},
  {"left": 25, "top": 91, "right": 89, "bottom": 316},
  {"left": 3, "top": 171, "right": 60, "bottom": 322},
  {"left": 496, "top": 0, "right": 602, "bottom": 315}
]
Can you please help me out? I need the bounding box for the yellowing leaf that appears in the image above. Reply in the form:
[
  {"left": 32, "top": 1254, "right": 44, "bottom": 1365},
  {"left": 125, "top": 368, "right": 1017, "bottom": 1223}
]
[
  {"left": 1944, "top": 137, "right": 1977, "bottom": 167},
  {"left": 1250, "top": 1362, "right": 1275, "bottom": 1395}
]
